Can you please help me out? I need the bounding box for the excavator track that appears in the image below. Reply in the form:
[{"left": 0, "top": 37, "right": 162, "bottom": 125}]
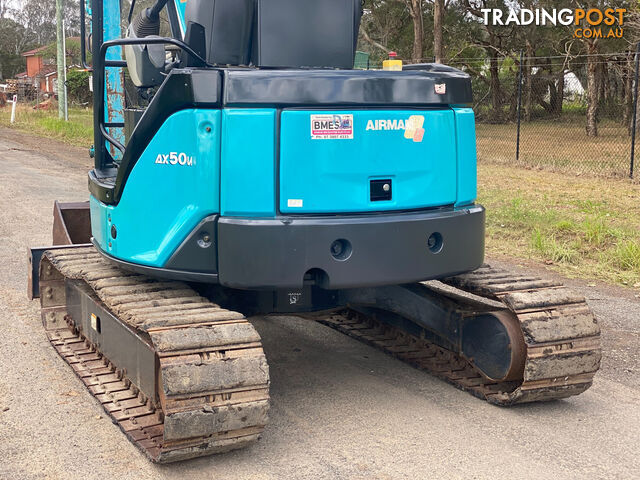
[
  {"left": 320, "top": 265, "right": 601, "bottom": 405},
  {"left": 37, "top": 246, "right": 601, "bottom": 463},
  {"left": 39, "top": 247, "right": 270, "bottom": 463}
]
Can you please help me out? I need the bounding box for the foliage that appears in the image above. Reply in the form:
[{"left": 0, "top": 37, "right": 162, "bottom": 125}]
[
  {"left": 41, "top": 38, "right": 91, "bottom": 67},
  {"left": 359, "top": 1, "right": 640, "bottom": 130},
  {"left": 0, "top": 17, "right": 28, "bottom": 79},
  {"left": 66, "top": 69, "right": 92, "bottom": 105},
  {"left": 0, "top": 0, "right": 82, "bottom": 79},
  {"left": 13, "top": 0, "right": 81, "bottom": 46}
]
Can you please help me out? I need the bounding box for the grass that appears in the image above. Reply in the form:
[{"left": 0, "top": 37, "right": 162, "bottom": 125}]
[
  {"left": 0, "top": 103, "right": 94, "bottom": 147},
  {"left": 476, "top": 115, "right": 632, "bottom": 178},
  {"left": 479, "top": 163, "right": 640, "bottom": 288}
]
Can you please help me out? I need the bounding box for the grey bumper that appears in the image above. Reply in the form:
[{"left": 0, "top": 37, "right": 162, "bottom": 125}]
[{"left": 217, "top": 205, "right": 485, "bottom": 289}]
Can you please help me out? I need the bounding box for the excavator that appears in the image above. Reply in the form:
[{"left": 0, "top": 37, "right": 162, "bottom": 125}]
[{"left": 28, "top": 0, "right": 602, "bottom": 463}]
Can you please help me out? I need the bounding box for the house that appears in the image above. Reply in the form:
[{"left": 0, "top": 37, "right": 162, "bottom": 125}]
[
  {"left": 21, "top": 45, "right": 58, "bottom": 94},
  {"left": 21, "top": 38, "right": 83, "bottom": 95}
]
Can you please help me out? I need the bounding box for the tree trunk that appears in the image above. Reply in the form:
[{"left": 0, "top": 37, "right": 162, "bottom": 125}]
[
  {"left": 409, "top": 0, "right": 424, "bottom": 63},
  {"left": 524, "top": 42, "right": 533, "bottom": 122},
  {"left": 551, "top": 71, "right": 565, "bottom": 116},
  {"left": 433, "top": 0, "right": 444, "bottom": 63},
  {"left": 488, "top": 49, "right": 502, "bottom": 121},
  {"left": 510, "top": 65, "right": 519, "bottom": 121},
  {"left": 624, "top": 53, "right": 634, "bottom": 131},
  {"left": 585, "top": 41, "right": 599, "bottom": 137}
]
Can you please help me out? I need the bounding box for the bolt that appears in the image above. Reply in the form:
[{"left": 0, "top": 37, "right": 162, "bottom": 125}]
[
  {"left": 198, "top": 232, "right": 213, "bottom": 249},
  {"left": 331, "top": 242, "right": 343, "bottom": 256},
  {"left": 205, "top": 126, "right": 212, "bottom": 133},
  {"left": 383, "top": 183, "right": 390, "bottom": 192}
]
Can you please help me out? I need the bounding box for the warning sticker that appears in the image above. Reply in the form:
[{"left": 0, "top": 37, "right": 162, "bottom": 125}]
[{"left": 310, "top": 114, "right": 354, "bottom": 139}]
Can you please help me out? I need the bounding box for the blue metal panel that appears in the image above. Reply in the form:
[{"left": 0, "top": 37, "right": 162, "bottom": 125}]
[
  {"left": 92, "top": 109, "right": 222, "bottom": 267},
  {"left": 221, "top": 109, "right": 276, "bottom": 217},
  {"left": 279, "top": 109, "right": 458, "bottom": 214},
  {"left": 174, "top": 0, "right": 188, "bottom": 35},
  {"left": 104, "top": 0, "right": 125, "bottom": 159},
  {"left": 453, "top": 108, "right": 478, "bottom": 207}
]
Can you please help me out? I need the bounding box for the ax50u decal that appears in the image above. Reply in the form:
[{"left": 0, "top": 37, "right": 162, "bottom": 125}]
[{"left": 155, "top": 152, "right": 196, "bottom": 166}]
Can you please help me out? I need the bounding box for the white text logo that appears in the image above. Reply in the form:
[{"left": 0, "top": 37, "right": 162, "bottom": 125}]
[{"left": 155, "top": 152, "right": 195, "bottom": 166}]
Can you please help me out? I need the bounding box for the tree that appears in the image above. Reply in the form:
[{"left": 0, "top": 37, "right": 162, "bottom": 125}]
[
  {"left": 360, "top": 1, "right": 413, "bottom": 63},
  {"left": 463, "top": 0, "right": 517, "bottom": 120},
  {"left": 433, "top": 0, "right": 445, "bottom": 62},
  {"left": 405, "top": 0, "right": 424, "bottom": 62},
  {"left": 12, "top": 0, "right": 80, "bottom": 47},
  {"left": 0, "top": 17, "right": 29, "bottom": 79},
  {"left": 42, "top": 37, "right": 88, "bottom": 66},
  {"left": 0, "top": 0, "right": 12, "bottom": 18}
]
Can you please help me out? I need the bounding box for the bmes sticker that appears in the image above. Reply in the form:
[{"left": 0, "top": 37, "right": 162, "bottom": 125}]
[{"left": 311, "top": 114, "right": 354, "bottom": 139}]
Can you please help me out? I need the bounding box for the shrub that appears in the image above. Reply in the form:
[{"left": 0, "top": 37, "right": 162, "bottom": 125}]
[{"left": 66, "top": 70, "right": 92, "bottom": 105}]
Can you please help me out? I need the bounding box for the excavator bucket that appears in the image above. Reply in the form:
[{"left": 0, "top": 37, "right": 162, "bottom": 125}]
[
  {"left": 28, "top": 201, "right": 92, "bottom": 299},
  {"left": 52, "top": 200, "right": 91, "bottom": 246}
]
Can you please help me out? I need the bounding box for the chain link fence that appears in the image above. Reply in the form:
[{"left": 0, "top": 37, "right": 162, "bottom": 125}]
[
  {"left": 363, "top": 50, "right": 639, "bottom": 179},
  {"left": 447, "top": 51, "right": 639, "bottom": 179}
]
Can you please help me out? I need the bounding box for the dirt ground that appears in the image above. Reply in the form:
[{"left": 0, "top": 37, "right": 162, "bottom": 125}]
[{"left": 0, "top": 127, "right": 638, "bottom": 480}]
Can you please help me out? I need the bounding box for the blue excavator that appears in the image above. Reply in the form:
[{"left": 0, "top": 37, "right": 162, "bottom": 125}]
[{"left": 29, "top": 0, "right": 601, "bottom": 462}]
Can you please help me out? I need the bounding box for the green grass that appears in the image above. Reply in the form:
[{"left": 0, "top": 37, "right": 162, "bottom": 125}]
[
  {"left": 476, "top": 116, "right": 632, "bottom": 177},
  {"left": 0, "top": 104, "right": 94, "bottom": 147},
  {"left": 480, "top": 163, "right": 640, "bottom": 287}
]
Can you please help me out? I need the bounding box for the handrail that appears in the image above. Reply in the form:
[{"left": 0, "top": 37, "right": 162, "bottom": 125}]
[
  {"left": 96, "top": 36, "right": 212, "bottom": 156},
  {"left": 80, "top": 0, "right": 92, "bottom": 70},
  {"left": 99, "top": 37, "right": 211, "bottom": 69}
]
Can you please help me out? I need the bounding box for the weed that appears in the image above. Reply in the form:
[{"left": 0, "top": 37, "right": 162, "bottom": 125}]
[
  {"left": 530, "top": 229, "right": 579, "bottom": 264},
  {"left": 554, "top": 220, "right": 575, "bottom": 232},
  {"left": 480, "top": 163, "right": 640, "bottom": 287},
  {"left": 610, "top": 241, "right": 640, "bottom": 272},
  {"left": 0, "top": 105, "right": 94, "bottom": 147}
]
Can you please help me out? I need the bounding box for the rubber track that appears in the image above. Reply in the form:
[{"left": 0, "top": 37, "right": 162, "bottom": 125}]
[
  {"left": 320, "top": 265, "right": 601, "bottom": 405},
  {"left": 39, "top": 247, "right": 270, "bottom": 463}
]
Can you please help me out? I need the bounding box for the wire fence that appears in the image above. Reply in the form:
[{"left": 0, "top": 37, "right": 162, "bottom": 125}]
[
  {"left": 366, "top": 49, "right": 640, "bottom": 179},
  {"left": 449, "top": 50, "right": 639, "bottom": 179}
]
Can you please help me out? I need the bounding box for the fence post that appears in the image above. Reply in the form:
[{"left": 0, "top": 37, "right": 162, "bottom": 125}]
[
  {"left": 630, "top": 42, "right": 640, "bottom": 179},
  {"left": 516, "top": 50, "right": 524, "bottom": 163},
  {"left": 10, "top": 95, "right": 17, "bottom": 124}
]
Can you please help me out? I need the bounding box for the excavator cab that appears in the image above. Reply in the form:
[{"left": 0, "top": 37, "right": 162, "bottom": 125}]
[{"left": 28, "top": 0, "right": 601, "bottom": 463}]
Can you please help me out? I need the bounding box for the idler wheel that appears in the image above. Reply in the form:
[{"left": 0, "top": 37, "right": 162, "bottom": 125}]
[{"left": 461, "top": 311, "right": 526, "bottom": 382}]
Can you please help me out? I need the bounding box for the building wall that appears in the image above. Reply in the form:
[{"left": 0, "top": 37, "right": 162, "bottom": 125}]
[{"left": 26, "top": 56, "right": 43, "bottom": 78}]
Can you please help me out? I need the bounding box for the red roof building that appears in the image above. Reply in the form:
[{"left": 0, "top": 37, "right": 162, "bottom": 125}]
[
  {"left": 20, "top": 38, "right": 81, "bottom": 95},
  {"left": 22, "top": 45, "right": 49, "bottom": 78},
  {"left": 21, "top": 46, "right": 57, "bottom": 94}
]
